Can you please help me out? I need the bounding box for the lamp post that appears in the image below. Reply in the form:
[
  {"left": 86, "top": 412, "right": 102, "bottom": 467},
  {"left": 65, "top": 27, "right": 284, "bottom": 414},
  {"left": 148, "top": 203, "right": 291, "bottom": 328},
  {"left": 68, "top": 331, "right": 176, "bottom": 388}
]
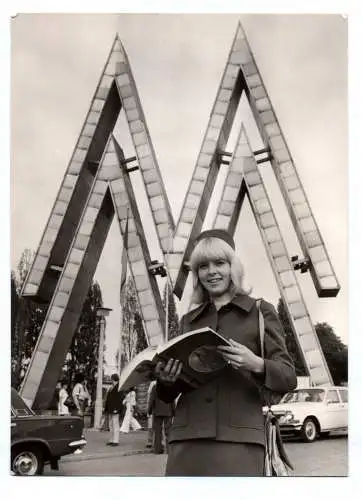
[{"left": 93, "top": 306, "right": 112, "bottom": 430}]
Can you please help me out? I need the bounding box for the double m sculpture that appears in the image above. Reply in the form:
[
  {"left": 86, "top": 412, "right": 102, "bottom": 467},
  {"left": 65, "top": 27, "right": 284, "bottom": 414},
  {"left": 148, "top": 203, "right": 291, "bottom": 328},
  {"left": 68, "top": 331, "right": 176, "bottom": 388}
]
[{"left": 19, "top": 23, "right": 340, "bottom": 410}]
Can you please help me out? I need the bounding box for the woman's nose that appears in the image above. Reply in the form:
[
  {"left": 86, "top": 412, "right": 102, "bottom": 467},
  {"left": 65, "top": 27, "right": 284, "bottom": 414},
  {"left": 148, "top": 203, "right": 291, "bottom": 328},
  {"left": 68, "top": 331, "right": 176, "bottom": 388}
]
[{"left": 207, "top": 262, "right": 217, "bottom": 273}]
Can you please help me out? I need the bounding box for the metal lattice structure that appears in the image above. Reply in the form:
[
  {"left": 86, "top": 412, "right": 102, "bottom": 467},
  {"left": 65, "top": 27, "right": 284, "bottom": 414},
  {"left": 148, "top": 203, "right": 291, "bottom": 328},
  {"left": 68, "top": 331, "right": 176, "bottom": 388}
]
[{"left": 20, "top": 23, "right": 338, "bottom": 409}]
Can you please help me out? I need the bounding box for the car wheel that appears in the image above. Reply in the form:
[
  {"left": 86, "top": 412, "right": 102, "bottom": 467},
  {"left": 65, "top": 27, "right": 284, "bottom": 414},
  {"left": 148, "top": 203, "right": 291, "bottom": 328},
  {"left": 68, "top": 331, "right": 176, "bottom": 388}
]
[
  {"left": 301, "top": 418, "right": 318, "bottom": 442},
  {"left": 11, "top": 446, "right": 44, "bottom": 476}
]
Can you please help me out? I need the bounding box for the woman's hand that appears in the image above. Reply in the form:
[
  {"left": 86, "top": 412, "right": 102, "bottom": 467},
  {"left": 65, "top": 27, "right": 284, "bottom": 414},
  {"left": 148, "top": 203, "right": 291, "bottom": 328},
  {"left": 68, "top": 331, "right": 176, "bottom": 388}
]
[
  {"left": 155, "top": 358, "right": 183, "bottom": 385},
  {"left": 217, "top": 339, "right": 265, "bottom": 374}
]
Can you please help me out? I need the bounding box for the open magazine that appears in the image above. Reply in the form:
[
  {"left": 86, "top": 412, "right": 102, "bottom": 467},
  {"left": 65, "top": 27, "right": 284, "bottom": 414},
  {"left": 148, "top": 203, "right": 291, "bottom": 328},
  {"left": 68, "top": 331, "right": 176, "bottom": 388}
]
[{"left": 118, "top": 327, "right": 232, "bottom": 391}]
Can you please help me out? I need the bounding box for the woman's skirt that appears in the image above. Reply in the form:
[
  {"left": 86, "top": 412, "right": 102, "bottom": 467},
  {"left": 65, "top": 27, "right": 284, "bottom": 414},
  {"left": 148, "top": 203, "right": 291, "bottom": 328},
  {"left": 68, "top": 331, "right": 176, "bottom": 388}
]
[{"left": 166, "top": 439, "right": 264, "bottom": 477}]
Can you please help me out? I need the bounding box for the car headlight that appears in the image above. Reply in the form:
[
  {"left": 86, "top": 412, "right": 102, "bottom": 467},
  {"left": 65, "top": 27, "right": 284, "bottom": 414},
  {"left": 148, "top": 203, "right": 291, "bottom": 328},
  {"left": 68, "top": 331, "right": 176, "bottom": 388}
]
[{"left": 279, "top": 411, "right": 295, "bottom": 424}]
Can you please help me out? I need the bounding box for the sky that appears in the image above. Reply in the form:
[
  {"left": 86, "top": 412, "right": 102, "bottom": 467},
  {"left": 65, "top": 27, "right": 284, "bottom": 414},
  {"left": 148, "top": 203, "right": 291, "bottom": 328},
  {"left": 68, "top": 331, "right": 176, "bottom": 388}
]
[{"left": 11, "top": 13, "right": 348, "bottom": 373}]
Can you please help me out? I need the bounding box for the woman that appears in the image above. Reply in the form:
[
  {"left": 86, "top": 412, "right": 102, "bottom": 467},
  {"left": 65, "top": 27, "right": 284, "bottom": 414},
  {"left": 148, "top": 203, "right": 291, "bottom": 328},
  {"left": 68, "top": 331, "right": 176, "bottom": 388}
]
[
  {"left": 156, "top": 229, "right": 297, "bottom": 476},
  {"left": 120, "top": 387, "right": 142, "bottom": 433},
  {"left": 58, "top": 381, "right": 70, "bottom": 416}
]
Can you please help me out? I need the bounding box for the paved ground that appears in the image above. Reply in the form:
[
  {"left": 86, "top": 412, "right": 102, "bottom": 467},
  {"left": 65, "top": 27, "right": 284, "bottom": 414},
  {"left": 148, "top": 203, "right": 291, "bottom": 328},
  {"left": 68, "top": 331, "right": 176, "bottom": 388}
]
[{"left": 47, "top": 430, "right": 347, "bottom": 477}]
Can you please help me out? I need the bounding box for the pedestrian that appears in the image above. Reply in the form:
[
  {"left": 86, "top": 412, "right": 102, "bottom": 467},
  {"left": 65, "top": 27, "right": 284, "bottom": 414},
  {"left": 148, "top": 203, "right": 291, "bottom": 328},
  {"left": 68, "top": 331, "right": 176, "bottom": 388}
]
[
  {"left": 145, "top": 381, "right": 156, "bottom": 449},
  {"left": 120, "top": 387, "right": 142, "bottom": 433},
  {"left": 147, "top": 381, "right": 175, "bottom": 454},
  {"left": 58, "top": 381, "right": 70, "bottom": 416},
  {"left": 72, "top": 374, "right": 91, "bottom": 416},
  {"left": 155, "top": 229, "right": 297, "bottom": 476},
  {"left": 49, "top": 382, "right": 61, "bottom": 415},
  {"left": 104, "top": 373, "right": 123, "bottom": 446}
]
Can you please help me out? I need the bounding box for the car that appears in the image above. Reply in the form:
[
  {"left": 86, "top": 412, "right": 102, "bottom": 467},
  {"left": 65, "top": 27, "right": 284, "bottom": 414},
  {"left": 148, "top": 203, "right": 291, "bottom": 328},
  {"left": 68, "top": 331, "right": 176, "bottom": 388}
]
[
  {"left": 11, "top": 387, "right": 87, "bottom": 475},
  {"left": 269, "top": 386, "right": 348, "bottom": 442}
]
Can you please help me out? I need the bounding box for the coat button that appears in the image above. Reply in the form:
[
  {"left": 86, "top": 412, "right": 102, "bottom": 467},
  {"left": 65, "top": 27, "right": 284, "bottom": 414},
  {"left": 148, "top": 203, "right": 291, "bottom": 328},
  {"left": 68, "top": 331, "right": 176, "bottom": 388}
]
[{"left": 205, "top": 397, "right": 213, "bottom": 403}]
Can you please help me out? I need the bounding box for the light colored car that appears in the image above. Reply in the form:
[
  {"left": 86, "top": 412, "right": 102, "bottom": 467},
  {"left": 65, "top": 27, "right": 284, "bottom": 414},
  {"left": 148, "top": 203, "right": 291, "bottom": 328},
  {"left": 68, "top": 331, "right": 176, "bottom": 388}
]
[{"left": 270, "top": 386, "right": 348, "bottom": 442}]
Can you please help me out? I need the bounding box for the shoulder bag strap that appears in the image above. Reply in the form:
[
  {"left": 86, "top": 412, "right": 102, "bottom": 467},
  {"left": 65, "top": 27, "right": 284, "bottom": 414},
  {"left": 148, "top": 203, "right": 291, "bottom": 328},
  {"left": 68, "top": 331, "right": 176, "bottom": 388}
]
[{"left": 256, "top": 298, "right": 265, "bottom": 359}]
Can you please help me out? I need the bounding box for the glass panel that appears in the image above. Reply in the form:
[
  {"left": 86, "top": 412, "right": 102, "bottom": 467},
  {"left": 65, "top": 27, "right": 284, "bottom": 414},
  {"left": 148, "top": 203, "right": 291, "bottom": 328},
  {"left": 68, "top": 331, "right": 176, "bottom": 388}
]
[
  {"left": 80, "top": 221, "right": 94, "bottom": 237},
  {"left": 280, "top": 270, "right": 296, "bottom": 288},
  {"left": 225, "top": 63, "right": 239, "bottom": 78},
  {"left": 202, "top": 140, "right": 216, "bottom": 155},
  {"left": 214, "top": 214, "right": 230, "bottom": 229},
  {"left": 173, "top": 235, "right": 188, "bottom": 252},
  {"left": 143, "top": 170, "right": 157, "bottom": 186},
  {"left": 250, "top": 184, "right": 265, "bottom": 201},
  {"left": 255, "top": 198, "right": 271, "bottom": 214},
  {"left": 218, "top": 88, "right": 232, "bottom": 102},
  {"left": 326, "top": 390, "right": 340, "bottom": 404},
  {"left": 133, "top": 131, "right": 147, "bottom": 147},
  {"left": 260, "top": 110, "right": 276, "bottom": 125},
  {"left": 226, "top": 171, "right": 242, "bottom": 188},
  {"left": 219, "top": 200, "right": 234, "bottom": 216},
  {"left": 284, "top": 175, "right": 300, "bottom": 191},
  {"left": 69, "top": 248, "right": 84, "bottom": 265},
  {"left": 274, "top": 148, "right": 290, "bottom": 163},
  {"left": 33, "top": 255, "right": 47, "bottom": 270},
  {"left": 185, "top": 193, "right": 199, "bottom": 209},
  {"left": 315, "top": 260, "right": 333, "bottom": 278},
  {"left": 74, "top": 234, "right": 89, "bottom": 251},
  {"left": 305, "top": 230, "right": 322, "bottom": 247},
  {"left": 289, "top": 188, "right": 305, "bottom": 205},
  {"left": 294, "top": 202, "right": 310, "bottom": 219},
  {"left": 178, "top": 222, "right": 192, "bottom": 238},
  {"left": 210, "top": 113, "right": 224, "bottom": 128},
  {"left": 78, "top": 136, "right": 91, "bottom": 150},
  {"left": 269, "top": 241, "right": 285, "bottom": 257},
  {"left": 182, "top": 207, "right": 195, "bottom": 223},
  {"left": 138, "top": 290, "right": 154, "bottom": 307},
  {"left": 83, "top": 124, "right": 96, "bottom": 137},
  {"left": 139, "top": 156, "right": 154, "bottom": 171},
  {"left": 244, "top": 171, "right": 260, "bottom": 187},
  {"left": 339, "top": 390, "right": 348, "bottom": 403},
  {"left": 214, "top": 100, "right": 228, "bottom": 116},
  {"left": 320, "top": 275, "right": 338, "bottom": 289},
  {"left": 116, "top": 73, "right": 130, "bottom": 87},
  {"left": 142, "top": 305, "right": 159, "bottom": 321},
  {"left": 64, "top": 263, "right": 79, "bottom": 279},
  {"left": 265, "top": 226, "right": 281, "bottom": 243},
  {"left": 134, "top": 274, "right": 149, "bottom": 292},
  {"left": 118, "top": 84, "right": 133, "bottom": 99},
  {"left": 150, "top": 195, "right": 164, "bottom": 211},
  {"left": 49, "top": 305, "right": 64, "bottom": 322},
  {"left": 265, "top": 122, "right": 281, "bottom": 138},
  {"left": 309, "top": 245, "right": 327, "bottom": 263},
  {"left": 147, "top": 182, "right": 162, "bottom": 197},
  {"left": 92, "top": 99, "right": 104, "bottom": 113},
  {"left": 275, "top": 256, "right": 290, "bottom": 272},
  {"left": 255, "top": 97, "right": 271, "bottom": 112},
  {"left": 87, "top": 111, "right": 100, "bottom": 125},
  {"left": 38, "top": 335, "right": 54, "bottom": 355},
  {"left": 224, "top": 186, "right": 238, "bottom": 202},
  {"left": 48, "top": 214, "right": 62, "bottom": 229},
  {"left": 123, "top": 96, "right": 136, "bottom": 110},
  {"left": 246, "top": 73, "right": 262, "bottom": 88},
  {"left": 294, "top": 316, "right": 311, "bottom": 335},
  {"left": 289, "top": 301, "right": 307, "bottom": 319},
  {"left": 198, "top": 153, "right": 212, "bottom": 167},
  {"left": 130, "top": 119, "right": 145, "bottom": 133},
  {"left": 128, "top": 246, "right": 143, "bottom": 263},
  {"left": 126, "top": 108, "right": 140, "bottom": 121},
  {"left": 146, "top": 320, "right": 163, "bottom": 342},
  {"left": 230, "top": 49, "right": 251, "bottom": 65},
  {"left": 132, "top": 260, "right": 147, "bottom": 276},
  {"left": 136, "top": 143, "right": 151, "bottom": 159},
  {"left": 279, "top": 161, "right": 294, "bottom": 178},
  {"left": 154, "top": 208, "right": 168, "bottom": 225},
  {"left": 299, "top": 332, "right": 318, "bottom": 353},
  {"left": 284, "top": 285, "right": 300, "bottom": 304},
  {"left": 260, "top": 212, "right": 275, "bottom": 228},
  {"left": 222, "top": 75, "right": 236, "bottom": 90}
]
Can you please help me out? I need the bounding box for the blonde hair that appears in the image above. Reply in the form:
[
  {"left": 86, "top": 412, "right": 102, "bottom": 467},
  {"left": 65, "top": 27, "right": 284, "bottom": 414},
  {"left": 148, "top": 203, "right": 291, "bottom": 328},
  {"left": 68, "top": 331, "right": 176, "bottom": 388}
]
[{"left": 189, "top": 237, "right": 250, "bottom": 305}]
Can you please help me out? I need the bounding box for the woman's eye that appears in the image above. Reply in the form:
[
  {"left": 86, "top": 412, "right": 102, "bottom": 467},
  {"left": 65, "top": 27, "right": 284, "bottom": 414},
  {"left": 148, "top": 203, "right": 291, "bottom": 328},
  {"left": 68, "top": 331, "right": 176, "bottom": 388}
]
[
  {"left": 199, "top": 263, "right": 208, "bottom": 270},
  {"left": 215, "top": 259, "right": 226, "bottom": 266}
]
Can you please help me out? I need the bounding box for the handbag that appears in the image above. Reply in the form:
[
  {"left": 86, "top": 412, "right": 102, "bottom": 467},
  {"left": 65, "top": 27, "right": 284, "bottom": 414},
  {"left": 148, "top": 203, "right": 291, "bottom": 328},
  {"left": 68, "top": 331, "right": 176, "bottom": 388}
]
[
  {"left": 256, "top": 299, "right": 294, "bottom": 477},
  {"left": 64, "top": 396, "right": 76, "bottom": 409}
]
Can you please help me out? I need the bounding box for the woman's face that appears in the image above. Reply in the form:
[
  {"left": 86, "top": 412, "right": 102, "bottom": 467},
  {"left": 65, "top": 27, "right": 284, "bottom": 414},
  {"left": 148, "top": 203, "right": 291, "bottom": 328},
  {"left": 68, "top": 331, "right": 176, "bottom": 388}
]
[{"left": 197, "top": 257, "right": 231, "bottom": 297}]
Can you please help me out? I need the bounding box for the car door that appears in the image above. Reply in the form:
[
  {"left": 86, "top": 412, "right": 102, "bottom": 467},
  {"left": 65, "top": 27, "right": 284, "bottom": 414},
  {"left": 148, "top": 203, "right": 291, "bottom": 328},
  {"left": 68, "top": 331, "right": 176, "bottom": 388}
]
[
  {"left": 337, "top": 388, "right": 348, "bottom": 429},
  {"left": 324, "top": 389, "right": 344, "bottom": 430}
]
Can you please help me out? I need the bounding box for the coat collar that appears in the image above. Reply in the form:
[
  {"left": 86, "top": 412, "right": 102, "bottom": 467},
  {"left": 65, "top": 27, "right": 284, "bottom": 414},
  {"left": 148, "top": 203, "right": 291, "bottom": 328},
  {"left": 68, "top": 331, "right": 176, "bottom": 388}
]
[{"left": 188, "top": 294, "right": 255, "bottom": 323}]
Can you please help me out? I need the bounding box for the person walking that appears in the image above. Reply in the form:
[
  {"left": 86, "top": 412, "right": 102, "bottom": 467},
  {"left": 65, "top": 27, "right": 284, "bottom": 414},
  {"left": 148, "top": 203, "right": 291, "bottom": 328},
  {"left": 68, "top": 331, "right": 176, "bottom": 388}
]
[
  {"left": 104, "top": 373, "right": 123, "bottom": 446},
  {"left": 155, "top": 229, "right": 297, "bottom": 476},
  {"left": 147, "top": 381, "right": 175, "bottom": 454},
  {"left": 145, "top": 381, "right": 156, "bottom": 449},
  {"left": 58, "top": 381, "right": 70, "bottom": 416},
  {"left": 72, "top": 374, "right": 91, "bottom": 416},
  {"left": 120, "top": 387, "right": 142, "bottom": 433}
]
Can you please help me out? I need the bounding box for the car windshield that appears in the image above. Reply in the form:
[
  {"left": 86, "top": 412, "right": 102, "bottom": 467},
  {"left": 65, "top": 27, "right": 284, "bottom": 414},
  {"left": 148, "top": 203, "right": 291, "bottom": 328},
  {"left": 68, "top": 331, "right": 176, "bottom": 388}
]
[
  {"left": 11, "top": 388, "right": 35, "bottom": 416},
  {"left": 281, "top": 389, "right": 325, "bottom": 403}
]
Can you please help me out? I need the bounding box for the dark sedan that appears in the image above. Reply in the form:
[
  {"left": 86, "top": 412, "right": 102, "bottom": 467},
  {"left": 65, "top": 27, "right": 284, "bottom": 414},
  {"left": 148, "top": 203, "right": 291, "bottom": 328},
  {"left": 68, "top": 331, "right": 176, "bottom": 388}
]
[{"left": 11, "top": 388, "right": 87, "bottom": 475}]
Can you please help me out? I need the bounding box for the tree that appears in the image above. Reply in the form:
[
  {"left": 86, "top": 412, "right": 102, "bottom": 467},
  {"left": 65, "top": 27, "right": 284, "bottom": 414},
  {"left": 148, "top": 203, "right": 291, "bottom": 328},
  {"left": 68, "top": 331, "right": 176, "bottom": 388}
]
[
  {"left": 163, "top": 282, "right": 180, "bottom": 340},
  {"left": 315, "top": 322, "right": 348, "bottom": 385},
  {"left": 11, "top": 249, "right": 47, "bottom": 389},
  {"left": 277, "top": 298, "right": 308, "bottom": 376},
  {"left": 62, "top": 281, "right": 104, "bottom": 400},
  {"left": 277, "top": 298, "right": 348, "bottom": 384},
  {"left": 119, "top": 277, "right": 147, "bottom": 368}
]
